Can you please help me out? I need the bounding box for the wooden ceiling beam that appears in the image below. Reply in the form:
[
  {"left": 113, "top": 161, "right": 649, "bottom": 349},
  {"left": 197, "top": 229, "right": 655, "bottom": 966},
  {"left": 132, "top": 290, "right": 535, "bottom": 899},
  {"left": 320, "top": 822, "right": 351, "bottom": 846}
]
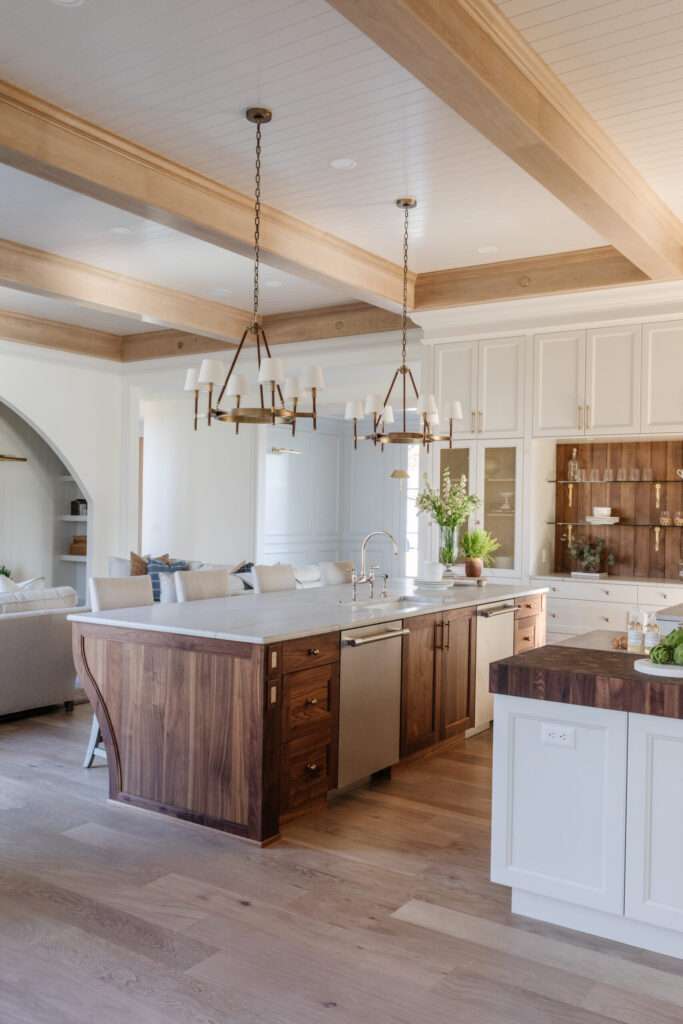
[
  {"left": 0, "top": 308, "right": 122, "bottom": 360},
  {"left": 0, "top": 80, "right": 409, "bottom": 308},
  {"left": 261, "top": 302, "right": 414, "bottom": 345},
  {"left": 328, "top": 0, "right": 683, "bottom": 281},
  {"left": 121, "top": 329, "right": 235, "bottom": 362},
  {"left": 415, "top": 246, "right": 647, "bottom": 310},
  {"left": 0, "top": 238, "right": 251, "bottom": 341}
]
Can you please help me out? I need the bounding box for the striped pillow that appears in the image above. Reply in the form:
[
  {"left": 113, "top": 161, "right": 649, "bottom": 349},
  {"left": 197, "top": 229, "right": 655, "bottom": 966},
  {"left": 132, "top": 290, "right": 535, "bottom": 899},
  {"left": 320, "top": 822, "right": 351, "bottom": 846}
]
[{"left": 147, "top": 558, "right": 189, "bottom": 602}]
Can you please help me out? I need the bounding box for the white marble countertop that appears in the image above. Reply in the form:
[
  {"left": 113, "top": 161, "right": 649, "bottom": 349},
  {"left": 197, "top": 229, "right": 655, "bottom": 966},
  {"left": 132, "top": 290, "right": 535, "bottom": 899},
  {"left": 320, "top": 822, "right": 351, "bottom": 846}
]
[{"left": 69, "top": 578, "right": 547, "bottom": 645}]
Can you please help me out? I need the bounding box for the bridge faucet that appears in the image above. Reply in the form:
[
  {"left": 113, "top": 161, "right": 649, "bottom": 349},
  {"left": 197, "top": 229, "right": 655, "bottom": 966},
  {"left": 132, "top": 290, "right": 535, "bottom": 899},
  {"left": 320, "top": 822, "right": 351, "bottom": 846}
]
[{"left": 352, "top": 531, "right": 399, "bottom": 599}]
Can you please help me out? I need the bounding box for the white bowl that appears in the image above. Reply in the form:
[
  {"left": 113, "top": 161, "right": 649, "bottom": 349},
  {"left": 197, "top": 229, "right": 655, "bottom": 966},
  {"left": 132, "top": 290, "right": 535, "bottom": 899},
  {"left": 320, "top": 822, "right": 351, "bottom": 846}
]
[{"left": 592, "top": 506, "right": 612, "bottom": 517}]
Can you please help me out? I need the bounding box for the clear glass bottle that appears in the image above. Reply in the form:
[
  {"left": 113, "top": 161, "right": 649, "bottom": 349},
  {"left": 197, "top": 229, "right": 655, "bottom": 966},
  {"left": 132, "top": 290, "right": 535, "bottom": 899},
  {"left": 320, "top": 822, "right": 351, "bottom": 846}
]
[
  {"left": 643, "top": 611, "right": 660, "bottom": 654},
  {"left": 567, "top": 447, "right": 580, "bottom": 483},
  {"left": 627, "top": 608, "right": 644, "bottom": 654}
]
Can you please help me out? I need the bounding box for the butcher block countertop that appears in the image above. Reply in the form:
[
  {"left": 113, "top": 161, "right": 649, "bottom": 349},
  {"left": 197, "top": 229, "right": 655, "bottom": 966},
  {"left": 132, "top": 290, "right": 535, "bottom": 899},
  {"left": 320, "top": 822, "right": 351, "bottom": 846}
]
[{"left": 490, "top": 630, "right": 683, "bottom": 719}]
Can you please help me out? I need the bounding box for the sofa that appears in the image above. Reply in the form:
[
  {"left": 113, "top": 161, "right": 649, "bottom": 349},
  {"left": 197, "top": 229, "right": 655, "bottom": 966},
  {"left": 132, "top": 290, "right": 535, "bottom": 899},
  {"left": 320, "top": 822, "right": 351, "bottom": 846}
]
[{"left": 0, "top": 586, "right": 85, "bottom": 717}]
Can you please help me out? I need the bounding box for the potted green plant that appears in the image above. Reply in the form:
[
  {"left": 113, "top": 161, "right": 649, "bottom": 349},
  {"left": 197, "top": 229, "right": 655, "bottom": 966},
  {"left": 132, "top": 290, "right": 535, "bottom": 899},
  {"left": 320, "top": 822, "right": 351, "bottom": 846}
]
[
  {"left": 460, "top": 528, "right": 501, "bottom": 578},
  {"left": 567, "top": 537, "right": 615, "bottom": 579},
  {"left": 0, "top": 565, "right": 10, "bottom": 579},
  {"left": 415, "top": 468, "right": 480, "bottom": 571}
]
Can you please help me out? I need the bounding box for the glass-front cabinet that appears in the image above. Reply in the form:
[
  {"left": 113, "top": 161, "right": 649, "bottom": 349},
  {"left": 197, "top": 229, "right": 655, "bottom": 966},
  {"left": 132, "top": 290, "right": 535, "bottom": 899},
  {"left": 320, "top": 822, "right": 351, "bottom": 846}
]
[{"left": 434, "top": 440, "right": 523, "bottom": 578}]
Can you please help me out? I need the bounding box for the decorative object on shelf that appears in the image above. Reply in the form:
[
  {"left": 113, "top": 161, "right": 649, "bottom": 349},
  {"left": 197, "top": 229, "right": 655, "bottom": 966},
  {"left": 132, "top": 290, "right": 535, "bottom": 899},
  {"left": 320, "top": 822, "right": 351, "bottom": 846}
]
[
  {"left": 390, "top": 467, "right": 410, "bottom": 494},
  {"left": 585, "top": 515, "right": 619, "bottom": 525},
  {"left": 567, "top": 447, "right": 580, "bottom": 482},
  {"left": 415, "top": 468, "right": 480, "bottom": 570},
  {"left": 0, "top": 454, "right": 27, "bottom": 463},
  {"left": 567, "top": 537, "right": 615, "bottom": 579},
  {"left": 69, "top": 535, "right": 87, "bottom": 556},
  {"left": 675, "top": 511, "right": 683, "bottom": 527},
  {"left": 497, "top": 491, "right": 514, "bottom": 512},
  {"left": 0, "top": 565, "right": 10, "bottom": 579},
  {"left": 345, "top": 198, "right": 463, "bottom": 450},
  {"left": 460, "top": 528, "right": 501, "bottom": 579},
  {"left": 603, "top": 467, "right": 615, "bottom": 482},
  {"left": 183, "top": 108, "right": 324, "bottom": 435},
  {"left": 70, "top": 498, "right": 88, "bottom": 516},
  {"left": 660, "top": 510, "right": 673, "bottom": 526},
  {"left": 677, "top": 469, "right": 683, "bottom": 480}
]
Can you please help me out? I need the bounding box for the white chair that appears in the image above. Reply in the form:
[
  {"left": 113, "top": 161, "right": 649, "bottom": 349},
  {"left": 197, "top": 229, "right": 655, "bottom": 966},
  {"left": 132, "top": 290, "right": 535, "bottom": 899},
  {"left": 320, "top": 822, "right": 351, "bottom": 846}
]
[
  {"left": 252, "top": 563, "right": 297, "bottom": 593},
  {"left": 319, "top": 560, "right": 355, "bottom": 585},
  {"left": 83, "top": 575, "right": 154, "bottom": 768},
  {"left": 175, "top": 568, "right": 236, "bottom": 602}
]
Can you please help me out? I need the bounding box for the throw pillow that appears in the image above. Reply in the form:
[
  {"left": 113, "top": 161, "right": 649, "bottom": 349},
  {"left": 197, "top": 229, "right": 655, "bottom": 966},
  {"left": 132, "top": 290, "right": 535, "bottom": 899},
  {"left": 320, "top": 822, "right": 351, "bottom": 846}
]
[
  {"left": 17, "top": 576, "right": 46, "bottom": 591},
  {"left": 147, "top": 558, "right": 189, "bottom": 602},
  {"left": 130, "top": 551, "right": 148, "bottom": 576},
  {"left": 0, "top": 575, "right": 17, "bottom": 594}
]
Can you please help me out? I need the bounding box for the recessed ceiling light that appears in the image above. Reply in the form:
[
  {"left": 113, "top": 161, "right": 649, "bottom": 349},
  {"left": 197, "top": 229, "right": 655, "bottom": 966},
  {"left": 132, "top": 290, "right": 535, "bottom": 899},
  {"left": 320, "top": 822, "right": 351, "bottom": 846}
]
[
  {"left": 329, "top": 158, "right": 357, "bottom": 170},
  {"left": 477, "top": 244, "right": 499, "bottom": 255}
]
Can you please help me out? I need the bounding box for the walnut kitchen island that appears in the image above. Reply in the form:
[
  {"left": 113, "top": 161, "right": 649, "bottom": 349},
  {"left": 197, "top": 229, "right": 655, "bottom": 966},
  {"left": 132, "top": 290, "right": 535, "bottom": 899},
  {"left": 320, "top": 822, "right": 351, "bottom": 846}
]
[{"left": 70, "top": 580, "right": 546, "bottom": 844}]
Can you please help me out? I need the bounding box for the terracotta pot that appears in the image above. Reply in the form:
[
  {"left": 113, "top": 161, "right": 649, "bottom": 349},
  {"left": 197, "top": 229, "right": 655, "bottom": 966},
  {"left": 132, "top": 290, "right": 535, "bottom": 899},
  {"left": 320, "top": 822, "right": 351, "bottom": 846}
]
[{"left": 465, "top": 557, "right": 483, "bottom": 578}]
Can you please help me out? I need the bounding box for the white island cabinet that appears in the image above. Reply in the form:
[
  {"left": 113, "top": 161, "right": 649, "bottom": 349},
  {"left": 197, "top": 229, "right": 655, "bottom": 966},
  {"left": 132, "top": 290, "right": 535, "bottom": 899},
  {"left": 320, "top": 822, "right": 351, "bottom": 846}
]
[{"left": 492, "top": 687, "right": 683, "bottom": 959}]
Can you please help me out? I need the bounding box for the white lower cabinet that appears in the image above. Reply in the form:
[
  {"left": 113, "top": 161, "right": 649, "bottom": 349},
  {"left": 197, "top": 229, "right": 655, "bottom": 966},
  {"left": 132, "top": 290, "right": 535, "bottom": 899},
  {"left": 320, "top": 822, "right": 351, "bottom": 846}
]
[
  {"left": 491, "top": 695, "right": 627, "bottom": 913},
  {"left": 492, "top": 695, "right": 683, "bottom": 955},
  {"left": 626, "top": 713, "right": 683, "bottom": 933}
]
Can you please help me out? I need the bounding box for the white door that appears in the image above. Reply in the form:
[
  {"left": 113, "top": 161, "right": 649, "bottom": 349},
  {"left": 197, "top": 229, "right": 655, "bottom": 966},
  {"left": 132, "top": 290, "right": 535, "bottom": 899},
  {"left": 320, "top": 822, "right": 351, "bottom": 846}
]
[
  {"left": 626, "top": 713, "right": 683, "bottom": 934},
  {"left": 476, "top": 441, "right": 523, "bottom": 578},
  {"left": 478, "top": 336, "right": 525, "bottom": 437},
  {"left": 533, "top": 330, "right": 586, "bottom": 436},
  {"left": 491, "top": 694, "right": 627, "bottom": 913},
  {"left": 585, "top": 326, "right": 641, "bottom": 435},
  {"left": 434, "top": 340, "right": 478, "bottom": 437},
  {"left": 641, "top": 322, "right": 683, "bottom": 433}
]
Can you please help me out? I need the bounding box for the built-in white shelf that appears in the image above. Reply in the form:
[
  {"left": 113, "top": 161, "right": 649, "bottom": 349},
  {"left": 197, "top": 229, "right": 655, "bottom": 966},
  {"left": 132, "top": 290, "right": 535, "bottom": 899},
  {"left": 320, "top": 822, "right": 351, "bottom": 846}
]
[
  {"left": 59, "top": 514, "right": 88, "bottom": 522},
  {"left": 59, "top": 475, "right": 75, "bottom": 483},
  {"left": 60, "top": 555, "right": 87, "bottom": 563}
]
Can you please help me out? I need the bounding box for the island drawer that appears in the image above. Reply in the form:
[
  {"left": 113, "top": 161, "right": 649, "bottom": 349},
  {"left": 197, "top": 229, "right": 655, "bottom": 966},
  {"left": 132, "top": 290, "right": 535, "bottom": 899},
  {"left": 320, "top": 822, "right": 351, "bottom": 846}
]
[
  {"left": 282, "top": 663, "right": 337, "bottom": 739},
  {"left": 282, "top": 632, "right": 340, "bottom": 674},
  {"left": 514, "top": 594, "right": 544, "bottom": 619},
  {"left": 281, "top": 735, "right": 331, "bottom": 811},
  {"left": 514, "top": 616, "right": 537, "bottom": 654}
]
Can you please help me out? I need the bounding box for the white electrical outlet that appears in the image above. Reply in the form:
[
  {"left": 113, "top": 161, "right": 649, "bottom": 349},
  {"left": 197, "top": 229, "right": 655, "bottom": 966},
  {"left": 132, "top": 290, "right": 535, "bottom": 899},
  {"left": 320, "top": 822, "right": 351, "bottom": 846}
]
[{"left": 541, "top": 722, "right": 576, "bottom": 749}]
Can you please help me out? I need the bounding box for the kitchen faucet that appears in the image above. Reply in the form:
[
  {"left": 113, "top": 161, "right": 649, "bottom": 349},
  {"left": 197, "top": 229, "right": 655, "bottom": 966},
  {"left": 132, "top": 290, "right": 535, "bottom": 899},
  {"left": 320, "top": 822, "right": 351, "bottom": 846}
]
[{"left": 352, "top": 530, "right": 399, "bottom": 599}]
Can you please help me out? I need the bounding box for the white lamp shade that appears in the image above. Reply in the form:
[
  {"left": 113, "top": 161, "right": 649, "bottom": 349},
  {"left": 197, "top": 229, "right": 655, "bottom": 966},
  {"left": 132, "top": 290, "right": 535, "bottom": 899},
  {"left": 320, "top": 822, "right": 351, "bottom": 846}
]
[
  {"left": 198, "top": 359, "right": 225, "bottom": 387},
  {"left": 427, "top": 412, "right": 439, "bottom": 427},
  {"left": 257, "top": 357, "right": 285, "bottom": 385},
  {"left": 284, "top": 376, "right": 301, "bottom": 400},
  {"left": 364, "top": 393, "right": 383, "bottom": 415},
  {"left": 184, "top": 368, "right": 199, "bottom": 391},
  {"left": 426, "top": 393, "right": 438, "bottom": 414},
  {"left": 417, "top": 393, "right": 438, "bottom": 415},
  {"left": 303, "top": 366, "right": 326, "bottom": 391},
  {"left": 451, "top": 400, "right": 464, "bottom": 421},
  {"left": 344, "top": 399, "right": 364, "bottom": 420},
  {"left": 382, "top": 404, "right": 395, "bottom": 425},
  {"left": 226, "top": 372, "right": 248, "bottom": 398}
]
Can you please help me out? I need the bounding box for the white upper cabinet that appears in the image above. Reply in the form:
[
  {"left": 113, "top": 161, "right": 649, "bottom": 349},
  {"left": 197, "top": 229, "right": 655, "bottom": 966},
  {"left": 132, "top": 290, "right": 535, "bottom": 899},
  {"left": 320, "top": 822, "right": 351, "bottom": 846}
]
[
  {"left": 434, "top": 340, "right": 478, "bottom": 436},
  {"left": 642, "top": 322, "right": 683, "bottom": 434},
  {"left": 434, "top": 336, "right": 525, "bottom": 437},
  {"left": 478, "top": 337, "right": 525, "bottom": 437},
  {"left": 533, "top": 331, "right": 586, "bottom": 436},
  {"left": 585, "top": 326, "right": 641, "bottom": 435}
]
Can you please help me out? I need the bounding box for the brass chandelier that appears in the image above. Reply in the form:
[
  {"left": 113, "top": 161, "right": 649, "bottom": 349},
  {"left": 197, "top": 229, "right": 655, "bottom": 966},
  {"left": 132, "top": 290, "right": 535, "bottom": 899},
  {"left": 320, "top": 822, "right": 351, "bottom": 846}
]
[
  {"left": 345, "top": 198, "right": 462, "bottom": 450},
  {"left": 184, "top": 108, "right": 324, "bottom": 434}
]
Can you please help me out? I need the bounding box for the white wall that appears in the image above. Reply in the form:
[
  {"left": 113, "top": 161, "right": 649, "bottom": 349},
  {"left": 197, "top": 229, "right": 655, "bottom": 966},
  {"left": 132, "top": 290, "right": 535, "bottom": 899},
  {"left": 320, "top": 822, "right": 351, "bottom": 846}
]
[
  {"left": 0, "top": 401, "right": 64, "bottom": 582},
  {"left": 141, "top": 397, "right": 257, "bottom": 564},
  {"left": 0, "top": 339, "right": 126, "bottom": 579}
]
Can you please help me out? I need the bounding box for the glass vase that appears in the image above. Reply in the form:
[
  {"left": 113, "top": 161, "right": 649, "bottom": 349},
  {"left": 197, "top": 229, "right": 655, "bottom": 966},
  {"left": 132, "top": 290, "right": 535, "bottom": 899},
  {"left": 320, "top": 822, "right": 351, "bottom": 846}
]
[{"left": 438, "top": 524, "right": 459, "bottom": 570}]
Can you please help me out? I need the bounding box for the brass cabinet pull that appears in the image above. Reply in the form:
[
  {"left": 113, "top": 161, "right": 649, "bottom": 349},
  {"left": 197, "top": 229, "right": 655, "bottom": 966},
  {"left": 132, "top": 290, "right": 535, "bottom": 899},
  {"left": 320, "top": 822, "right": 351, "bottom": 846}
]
[
  {"left": 478, "top": 410, "right": 483, "bottom": 432},
  {"left": 522, "top": 635, "right": 531, "bottom": 642},
  {"left": 568, "top": 482, "right": 573, "bottom": 508},
  {"left": 585, "top": 404, "right": 591, "bottom": 430},
  {"left": 304, "top": 762, "right": 321, "bottom": 775},
  {"left": 578, "top": 405, "right": 583, "bottom": 430},
  {"left": 471, "top": 410, "right": 476, "bottom": 432},
  {"left": 654, "top": 526, "right": 661, "bottom": 553},
  {"left": 434, "top": 621, "right": 444, "bottom": 650},
  {"left": 655, "top": 482, "right": 662, "bottom": 509},
  {"left": 308, "top": 648, "right": 320, "bottom": 656},
  {"left": 304, "top": 697, "right": 319, "bottom": 707},
  {"left": 443, "top": 620, "right": 451, "bottom": 649}
]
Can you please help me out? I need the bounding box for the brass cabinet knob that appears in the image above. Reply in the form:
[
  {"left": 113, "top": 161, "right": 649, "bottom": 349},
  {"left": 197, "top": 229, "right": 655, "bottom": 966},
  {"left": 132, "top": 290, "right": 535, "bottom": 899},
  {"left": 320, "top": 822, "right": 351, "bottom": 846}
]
[
  {"left": 304, "top": 697, "right": 319, "bottom": 707},
  {"left": 308, "top": 648, "right": 320, "bottom": 656},
  {"left": 304, "top": 762, "right": 320, "bottom": 775}
]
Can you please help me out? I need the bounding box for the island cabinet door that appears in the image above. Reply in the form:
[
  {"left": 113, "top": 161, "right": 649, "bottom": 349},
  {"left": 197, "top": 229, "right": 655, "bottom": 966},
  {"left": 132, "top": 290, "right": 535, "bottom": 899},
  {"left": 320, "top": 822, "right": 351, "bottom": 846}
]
[
  {"left": 491, "top": 694, "right": 628, "bottom": 914},
  {"left": 441, "top": 607, "right": 476, "bottom": 738},
  {"left": 401, "top": 613, "right": 442, "bottom": 756},
  {"left": 626, "top": 713, "right": 683, "bottom": 933}
]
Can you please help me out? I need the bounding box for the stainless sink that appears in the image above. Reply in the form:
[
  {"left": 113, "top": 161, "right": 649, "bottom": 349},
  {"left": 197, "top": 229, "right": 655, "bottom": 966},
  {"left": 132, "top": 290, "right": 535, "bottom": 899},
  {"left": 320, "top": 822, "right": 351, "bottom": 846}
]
[{"left": 340, "top": 595, "right": 432, "bottom": 614}]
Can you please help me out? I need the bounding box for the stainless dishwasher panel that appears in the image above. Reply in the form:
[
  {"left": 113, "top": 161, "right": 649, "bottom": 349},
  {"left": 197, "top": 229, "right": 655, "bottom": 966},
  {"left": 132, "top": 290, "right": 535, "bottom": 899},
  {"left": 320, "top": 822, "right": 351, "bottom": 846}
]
[{"left": 338, "top": 619, "right": 408, "bottom": 789}]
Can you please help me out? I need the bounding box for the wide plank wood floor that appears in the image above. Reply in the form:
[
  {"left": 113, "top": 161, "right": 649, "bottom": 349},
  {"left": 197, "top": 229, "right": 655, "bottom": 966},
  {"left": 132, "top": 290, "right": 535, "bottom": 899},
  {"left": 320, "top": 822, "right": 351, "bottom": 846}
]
[{"left": 1, "top": 704, "right": 682, "bottom": 1023}]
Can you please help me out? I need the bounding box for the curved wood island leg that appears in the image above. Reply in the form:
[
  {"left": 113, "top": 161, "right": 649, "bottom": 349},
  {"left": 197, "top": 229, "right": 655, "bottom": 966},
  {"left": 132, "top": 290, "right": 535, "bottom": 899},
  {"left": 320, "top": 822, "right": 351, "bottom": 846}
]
[{"left": 72, "top": 624, "right": 280, "bottom": 844}]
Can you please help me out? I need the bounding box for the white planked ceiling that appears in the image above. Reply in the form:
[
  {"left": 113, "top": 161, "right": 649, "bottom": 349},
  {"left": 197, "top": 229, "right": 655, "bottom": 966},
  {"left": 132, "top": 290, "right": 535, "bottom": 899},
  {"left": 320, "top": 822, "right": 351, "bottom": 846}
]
[
  {"left": 0, "top": 0, "right": 604, "bottom": 274},
  {"left": 0, "top": 165, "right": 349, "bottom": 318},
  {"left": 497, "top": 0, "right": 683, "bottom": 223}
]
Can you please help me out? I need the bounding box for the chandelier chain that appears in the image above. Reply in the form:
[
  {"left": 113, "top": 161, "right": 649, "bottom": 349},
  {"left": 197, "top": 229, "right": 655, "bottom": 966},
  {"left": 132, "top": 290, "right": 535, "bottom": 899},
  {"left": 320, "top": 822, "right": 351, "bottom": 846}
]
[
  {"left": 401, "top": 203, "right": 409, "bottom": 367},
  {"left": 252, "top": 120, "right": 262, "bottom": 326}
]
